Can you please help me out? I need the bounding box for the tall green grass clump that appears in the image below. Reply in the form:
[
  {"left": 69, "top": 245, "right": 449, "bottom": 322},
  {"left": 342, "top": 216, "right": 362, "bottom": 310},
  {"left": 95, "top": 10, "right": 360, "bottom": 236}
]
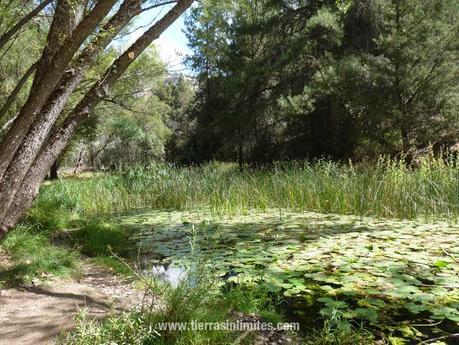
[
  {"left": 0, "top": 226, "right": 78, "bottom": 286},
  {"left": 33, "top": 157, "right": 458, "bottom": 221},
  {"left": 71, "top": 221, "right": 132, "bottom": 257}
]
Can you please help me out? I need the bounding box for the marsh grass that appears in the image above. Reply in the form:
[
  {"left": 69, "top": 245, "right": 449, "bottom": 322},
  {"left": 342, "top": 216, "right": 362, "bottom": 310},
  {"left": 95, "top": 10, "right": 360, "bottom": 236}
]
[
  {"left": 32, "top": 158, "right": 458, "bottom": 222},
  {"left": 2, "top": 157, "right": 455, "bottom": 305},
  {"left": 71, "top": 221, "right": 132, "bottom": 257}
]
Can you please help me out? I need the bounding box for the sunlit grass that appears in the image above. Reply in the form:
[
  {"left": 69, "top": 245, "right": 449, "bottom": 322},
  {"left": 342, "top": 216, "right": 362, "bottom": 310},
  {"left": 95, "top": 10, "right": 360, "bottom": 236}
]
[
  {"left": 0, "top": 226, "right": 78, "bottom": 286},
  {"left": 32, "top": 157, "right": 458, "bottom": 222}
]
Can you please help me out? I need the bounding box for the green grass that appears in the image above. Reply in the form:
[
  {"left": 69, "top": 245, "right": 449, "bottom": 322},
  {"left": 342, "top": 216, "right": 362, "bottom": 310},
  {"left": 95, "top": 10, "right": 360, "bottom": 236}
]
[
  {"left": 0, "top": 220, "right": 138, "bottom": 285},
  {"left": 303, "top": 321, "right": 375, "bottom": 345},
  {"left": 31, "top": 158, "right": 458, "bottom": 222},
  {"left": 71, "top": 220, "right": 132, "bottom": 257},
  {"left": 0, "top": 226, "right": 78, "bottom": 286}
]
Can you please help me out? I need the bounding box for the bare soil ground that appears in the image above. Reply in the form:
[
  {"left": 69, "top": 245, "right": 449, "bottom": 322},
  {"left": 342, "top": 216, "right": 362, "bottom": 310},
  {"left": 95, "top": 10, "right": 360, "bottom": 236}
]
[{"left": 0, "top": 263, "right": 139, "bottom": 345}]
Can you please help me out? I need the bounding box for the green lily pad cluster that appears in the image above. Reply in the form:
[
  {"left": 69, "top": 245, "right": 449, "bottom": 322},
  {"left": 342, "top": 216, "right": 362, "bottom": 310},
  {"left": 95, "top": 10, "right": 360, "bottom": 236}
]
[{"left": 119, "top": 210, "right": 459, "bottom": 342}]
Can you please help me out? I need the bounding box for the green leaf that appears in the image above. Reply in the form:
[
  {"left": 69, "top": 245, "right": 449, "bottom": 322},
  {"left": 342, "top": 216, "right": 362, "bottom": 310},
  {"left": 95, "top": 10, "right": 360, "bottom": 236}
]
[
  {"left": 403, "top": 302, "right": 428, "bottom": 315},
  {"left": 317, "top": 297, "right": 349, "bottom": 309},
  {"left": 388, "top": 336, "right": 408, "bottom": 345},
  {"left": 354, "top": 308, "right": 378, "bottom": 323},
  {"left": 434, "top": 260, "right": 449, "bottom": 268},
  {"left": 359, "top": 298, "right": 386, "bottom": 308}
]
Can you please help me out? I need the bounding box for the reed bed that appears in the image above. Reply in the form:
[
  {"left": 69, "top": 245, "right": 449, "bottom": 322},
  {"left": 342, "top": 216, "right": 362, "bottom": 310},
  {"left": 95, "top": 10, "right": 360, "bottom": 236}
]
[{"left": 31, "top": 158, "right": 458, "bottom": 222}]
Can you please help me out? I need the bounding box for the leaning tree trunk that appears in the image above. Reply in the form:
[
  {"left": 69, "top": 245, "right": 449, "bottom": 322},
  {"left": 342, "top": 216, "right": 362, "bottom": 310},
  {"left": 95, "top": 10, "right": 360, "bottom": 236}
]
[
  {"left": 0, "top": 0, "right": 143, "bottom": 221},
  {"left": 0, "top": 0, "right": 117, "bottom": 179},
  {"left": 0, "top": 0, "right": 195, "bottom": 239}
]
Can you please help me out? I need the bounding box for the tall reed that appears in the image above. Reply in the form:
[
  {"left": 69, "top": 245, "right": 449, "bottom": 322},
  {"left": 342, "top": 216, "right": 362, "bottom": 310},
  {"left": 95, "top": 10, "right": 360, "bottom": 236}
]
[{"left": 31, "top": 157, "right": 458, "bottom": 222}]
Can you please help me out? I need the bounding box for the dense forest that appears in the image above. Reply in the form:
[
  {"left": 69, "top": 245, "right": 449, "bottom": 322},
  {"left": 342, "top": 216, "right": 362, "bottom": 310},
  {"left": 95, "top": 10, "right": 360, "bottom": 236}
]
[
  {"left": 179, "top": 0, "right": 458, "bottom": 164},
  {"left": 2, "top": 0, "right": 457, "bottom": 174},
  {"left": 0, "top": 1, "right": 458, "bottom": 345}
]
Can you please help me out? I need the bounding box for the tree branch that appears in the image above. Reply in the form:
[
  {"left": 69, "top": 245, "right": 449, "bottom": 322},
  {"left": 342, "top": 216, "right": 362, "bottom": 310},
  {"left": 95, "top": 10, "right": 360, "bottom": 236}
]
[
  {"left": 142, "top": 1, "right": 178, "bottom": 12},
  {"left": 0, "top": 0, "right": 53, "bottom": 52},
  {"left": 0, "top": 61, "right": 37, "bottom": 121}
]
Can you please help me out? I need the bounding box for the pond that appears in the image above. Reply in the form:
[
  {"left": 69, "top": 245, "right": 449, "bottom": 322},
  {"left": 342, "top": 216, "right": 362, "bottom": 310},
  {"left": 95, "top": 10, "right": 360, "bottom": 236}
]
[{"left": 120, "top": 210, "right": 459, "bottom": 343}]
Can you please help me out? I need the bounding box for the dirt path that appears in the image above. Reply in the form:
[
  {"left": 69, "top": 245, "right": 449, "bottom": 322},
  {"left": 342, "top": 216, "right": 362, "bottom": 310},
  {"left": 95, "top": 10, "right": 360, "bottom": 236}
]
[{"left": 0, "top": 264, "right": 139, "bottom": 345}]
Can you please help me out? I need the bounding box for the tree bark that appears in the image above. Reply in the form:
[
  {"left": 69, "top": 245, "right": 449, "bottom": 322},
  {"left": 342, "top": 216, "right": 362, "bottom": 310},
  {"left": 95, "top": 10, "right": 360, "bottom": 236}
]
[
  {"left": 32, "top": 0, "right": 85, "bottom": 88},
  {"left": 73, "top": 150, "right": 84, "bottom": 175},
  {"left": 0, "top": 0, "right": 194, "bottom": 238},
  {"left": 0, "top": 0, "right": 117, "bottom": 179},
  {"left": 0, "top": 0, "right": 142, "bottom": 220}
]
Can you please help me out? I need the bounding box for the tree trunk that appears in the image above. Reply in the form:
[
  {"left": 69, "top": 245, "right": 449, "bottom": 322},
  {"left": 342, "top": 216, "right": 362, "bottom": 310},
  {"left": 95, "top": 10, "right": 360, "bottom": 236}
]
[
  {"left": 0, "top": 0, "right": 195, "bottom": 239},
  {"left": 0, "top": 0, "right": 142, "bottom": 220},
  {"left": 73, "top": 150, "right": 84, "bottom": 175},
  {"left": 400, "top": 127, "right": 410, "bottom": 151},
  {"left": 0, "top": 0, "right": 117, "bottom": 179}
]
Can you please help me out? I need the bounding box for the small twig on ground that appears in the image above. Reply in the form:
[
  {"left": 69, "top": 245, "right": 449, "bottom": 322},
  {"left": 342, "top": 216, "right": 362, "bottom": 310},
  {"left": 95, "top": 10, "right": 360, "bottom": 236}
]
[
  {"left": 441, "top": 247, "right": 458, "bottom": 262},
  {"left": 109, "top": 248, "right": 166, "bottom": 312},
  {"left": 412, "top": 319, "right": 443, "bottom": 327},
  {"left": 109, "top": 249, "right": 142, "bottom": 280}
]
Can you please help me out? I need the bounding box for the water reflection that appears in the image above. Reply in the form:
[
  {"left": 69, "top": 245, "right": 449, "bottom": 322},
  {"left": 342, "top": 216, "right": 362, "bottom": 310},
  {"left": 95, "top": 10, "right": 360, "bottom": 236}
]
[{"left": 147, "top": 264, "right": 187, "bottom": 287}]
